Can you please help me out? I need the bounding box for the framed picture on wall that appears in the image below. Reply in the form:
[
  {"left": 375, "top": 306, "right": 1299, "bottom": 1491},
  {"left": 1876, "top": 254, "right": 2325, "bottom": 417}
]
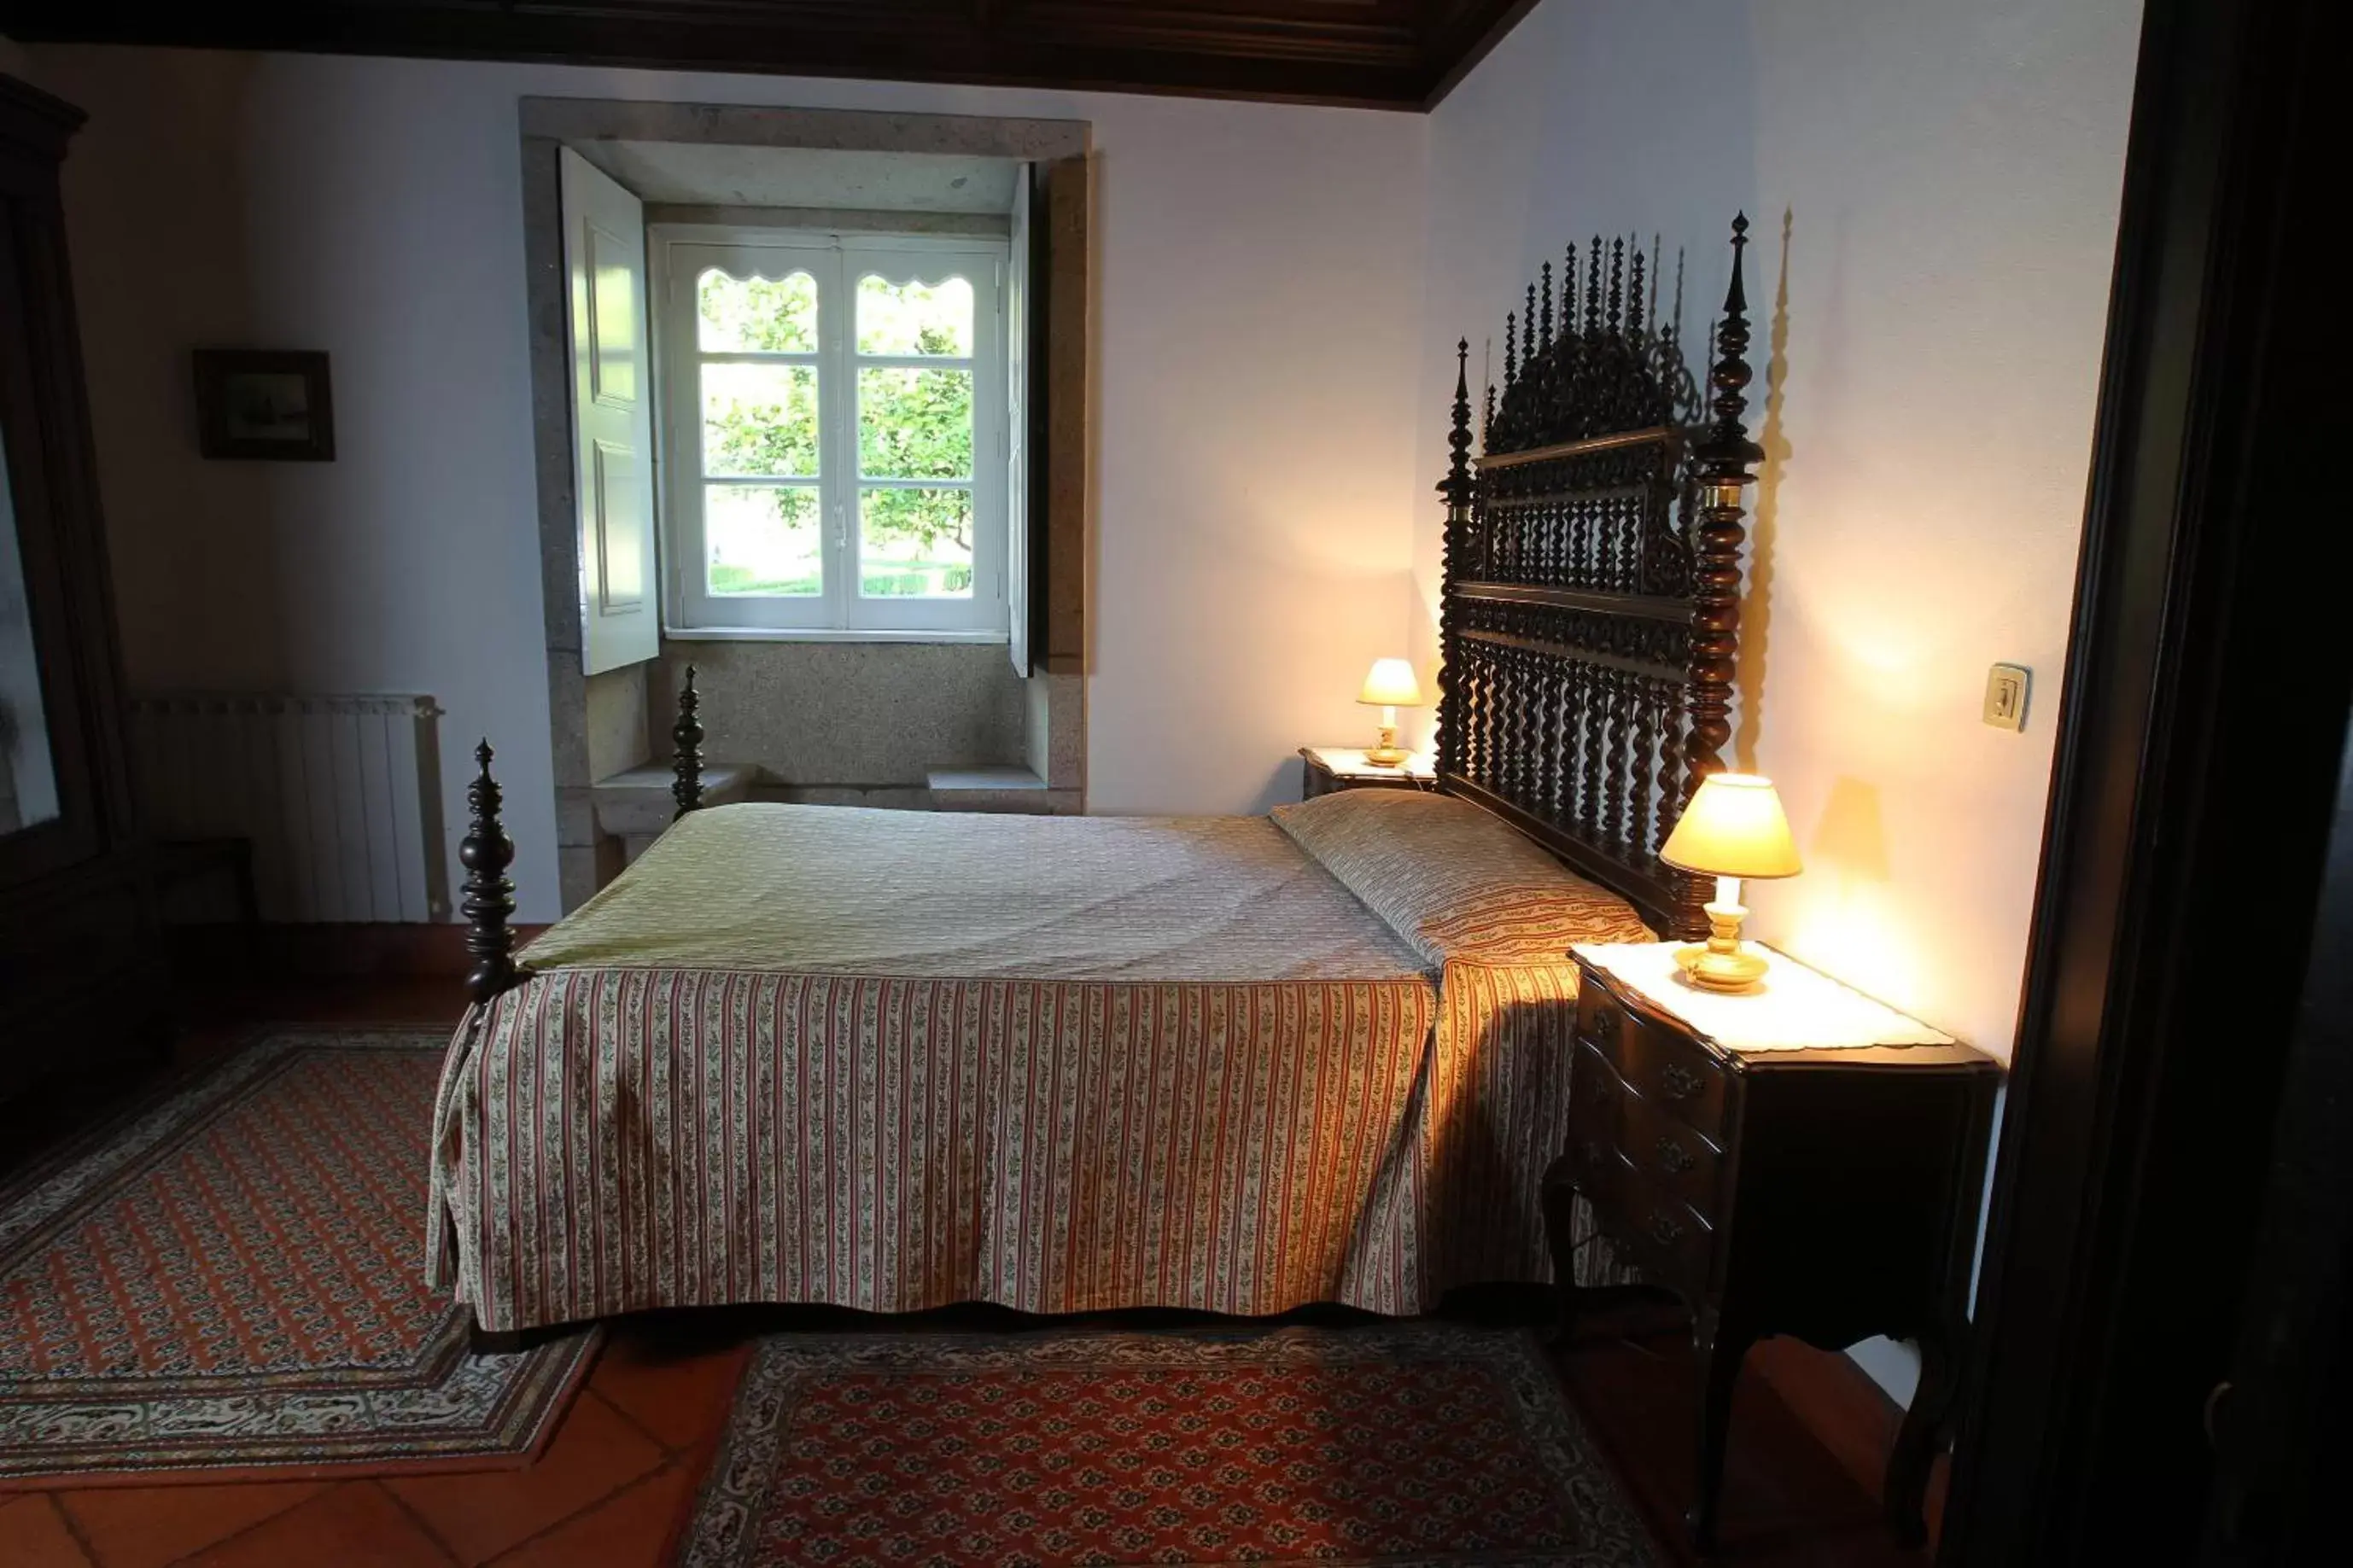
[{"left": 192, "top": 350, "right": 335, "bottom": 461}]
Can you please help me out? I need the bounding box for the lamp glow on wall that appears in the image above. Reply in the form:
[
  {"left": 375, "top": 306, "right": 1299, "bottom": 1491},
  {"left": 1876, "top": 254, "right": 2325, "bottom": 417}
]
[
  {"left": 1357, "top": 658, "right": 1423, "bottom": 767},
  {"left": 1661, "top": 772, "right": 1803, "bottom": 991}
]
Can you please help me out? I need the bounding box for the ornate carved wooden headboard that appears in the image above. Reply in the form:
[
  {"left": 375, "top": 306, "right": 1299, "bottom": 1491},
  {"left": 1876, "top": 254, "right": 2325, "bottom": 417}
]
[{"left": 1434, "top": 216, "right": 1762, "bottom": 941}]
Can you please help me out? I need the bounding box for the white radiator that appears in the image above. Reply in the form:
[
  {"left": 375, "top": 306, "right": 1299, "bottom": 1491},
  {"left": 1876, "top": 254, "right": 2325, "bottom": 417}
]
[{"left": 126, "top": 692, "right": 451, "bottom": 923}]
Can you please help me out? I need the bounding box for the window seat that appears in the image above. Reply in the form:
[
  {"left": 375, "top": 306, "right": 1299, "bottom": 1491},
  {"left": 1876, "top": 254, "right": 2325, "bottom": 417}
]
[
  {"left": 925, "top": 766, "right": 1077, "bottom": 815},
  {"left": 593, "top": 761, "right": 757, "bottom": 866}
]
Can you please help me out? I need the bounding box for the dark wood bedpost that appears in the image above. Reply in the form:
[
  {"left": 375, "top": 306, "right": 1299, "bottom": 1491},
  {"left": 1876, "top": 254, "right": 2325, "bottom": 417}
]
[
  {"left": 1684, "top": 216, "right": 1764, "bottom": 797},
  {"left": 459, "top": 739, "right": 519, "bottom": 1006},
  {"left": 458, "top": 742, "right": 534, "bottom": 1352},
  {"left": 671, "top": 663, "right": 704, "bottom": 820},
  {"left": 1675, "top": 215, "right": 1765, "bottom": 934},
  {"left": 1436, "top": 338, "right": 1474, "bottom": 782}
]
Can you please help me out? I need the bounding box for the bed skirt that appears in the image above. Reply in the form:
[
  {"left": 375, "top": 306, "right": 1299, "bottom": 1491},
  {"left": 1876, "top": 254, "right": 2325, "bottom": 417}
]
[{"left": 427, "top": 962, "right": 1616, "bottom": 1333}]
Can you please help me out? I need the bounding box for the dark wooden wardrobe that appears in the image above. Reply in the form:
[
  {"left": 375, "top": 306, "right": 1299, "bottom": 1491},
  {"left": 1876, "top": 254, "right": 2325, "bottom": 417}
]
[{"left": 0, "top": 74, "right": 169, "bottom": 1100}]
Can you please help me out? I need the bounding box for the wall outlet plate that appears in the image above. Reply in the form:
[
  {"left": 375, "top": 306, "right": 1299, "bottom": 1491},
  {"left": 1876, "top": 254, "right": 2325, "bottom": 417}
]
[{"left": 1984, "top": 663, "right": 2030, "bottom": 731}]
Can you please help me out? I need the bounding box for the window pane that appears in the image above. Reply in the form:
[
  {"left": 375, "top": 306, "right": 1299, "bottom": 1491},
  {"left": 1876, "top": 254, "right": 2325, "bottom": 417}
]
[
  {"left": 698, "top": 267, "right": 817, "bottom": 353},
  {"left": 858, "top": 367, "right": 972, "bottom": 480},
  {"left": 856, "top": 274, "right": 973, "bottom": 356},
  {"left": 860, "top": 488, "right": 973, "bottom": 598},
  {"left": 703, "top": 364, "right": 819, "bottom": 477},
  {"left": 706, "top": 484, "right": 820, "bottom": 597}
]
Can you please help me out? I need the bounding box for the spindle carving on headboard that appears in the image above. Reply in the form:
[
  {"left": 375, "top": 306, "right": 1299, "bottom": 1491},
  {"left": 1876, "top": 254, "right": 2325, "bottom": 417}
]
[{"left": 1436, "top": 216, "right": 1762, "bottom": 941}]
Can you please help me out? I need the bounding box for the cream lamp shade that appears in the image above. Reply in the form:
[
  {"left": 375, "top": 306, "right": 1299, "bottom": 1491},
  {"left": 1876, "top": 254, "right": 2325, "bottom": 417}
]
[
  {"left": 1660, "top": 772, "right": 1802, "bottom": 879},
  {"left": 1355, "top": 658, "right": 1422, "bottom": 767},
  {"left": 1659, "top": 773, "right": 1801, "bottom": 993},
  {"left": 1357, "top": 658, "right": 1425, "bottom": 708}
]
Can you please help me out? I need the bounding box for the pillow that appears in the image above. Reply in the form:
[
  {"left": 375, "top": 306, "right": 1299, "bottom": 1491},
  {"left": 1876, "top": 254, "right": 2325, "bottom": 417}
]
[{"left": 1270, "top": 789, "right": 1655, "bottom": 965}]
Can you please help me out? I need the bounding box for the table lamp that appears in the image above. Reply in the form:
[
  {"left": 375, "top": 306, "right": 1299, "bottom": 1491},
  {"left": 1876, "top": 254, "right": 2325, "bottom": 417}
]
[
  {"left": 1659, "top": 772, "right": 1802, "bottom": 991},
  {"left": 1357, "top": 658, "right": 1423, "bottom": 767}
]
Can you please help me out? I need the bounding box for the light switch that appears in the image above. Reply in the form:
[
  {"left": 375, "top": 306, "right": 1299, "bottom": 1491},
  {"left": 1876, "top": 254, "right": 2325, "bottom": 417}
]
[{"left": 1984, "top": 663, "right": 2029, "bottom": 732}]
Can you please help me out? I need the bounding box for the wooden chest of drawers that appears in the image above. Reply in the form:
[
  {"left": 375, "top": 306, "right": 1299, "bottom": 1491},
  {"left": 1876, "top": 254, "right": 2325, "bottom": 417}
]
[{"left": 1547, "top": 949, "right": 2001, "bottom": 1551}]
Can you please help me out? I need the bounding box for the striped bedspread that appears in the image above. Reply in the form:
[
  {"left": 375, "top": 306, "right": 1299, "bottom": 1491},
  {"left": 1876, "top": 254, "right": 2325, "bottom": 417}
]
[{"left": 428, "top": 801, "right": 1644, "bottom": 1332}]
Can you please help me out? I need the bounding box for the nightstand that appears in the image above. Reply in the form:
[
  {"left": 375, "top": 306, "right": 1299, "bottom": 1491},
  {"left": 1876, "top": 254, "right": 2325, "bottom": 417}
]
[
  {"left": 1298, "top": 746, "right": 1436, "bottom": 800},
  {"left": 1545, "top": 943, "right": 2000, "bottom": 1553}
]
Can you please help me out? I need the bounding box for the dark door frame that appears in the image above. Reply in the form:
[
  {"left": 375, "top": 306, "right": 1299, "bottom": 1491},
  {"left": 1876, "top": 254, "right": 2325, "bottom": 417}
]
[{"left": 1944, "top": 0, "right": 2341, "bottom": 1561}]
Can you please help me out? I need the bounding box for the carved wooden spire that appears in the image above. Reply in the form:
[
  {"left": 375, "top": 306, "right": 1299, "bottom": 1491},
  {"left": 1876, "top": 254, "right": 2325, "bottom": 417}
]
[
  {"left": 1669, "top": 245, "right": 1686, "bottom": 344},
  {"left": 1437, "top": 339, "right": 1475, "bottom": 782},
  {"left": 1606, "top": 237, "right": 1626, "bottom": 335},
  {"left": 1627, "top": 242, "right": 1649, "bottom": 340},
  {"left": 1696, "top": 214, "right": 1763, "bottom": 476},
  {"left": 672, "top": 664, "right": 704, "bottom": 819},
  {"left": 1503, "top": 311, "right": 1517, "bottom": 390},
  {"left": 1682, "top": 214, "right": 1766, "bottom": 831},
  {"left": 460, "top": 739, "right": 518, "bottom": 1006},
  {"left": 1585, "top": 233, "right": 1604, "bottom": 334},
  {"left": 1443, "top": 337, "right": 1474, "bottom": 505},
  {"left": 1648, "top": 234, "right": 1663, "bottom": 331},
  {"left": 1538, "top": 261, "right": 1553, "bottom": 353}
]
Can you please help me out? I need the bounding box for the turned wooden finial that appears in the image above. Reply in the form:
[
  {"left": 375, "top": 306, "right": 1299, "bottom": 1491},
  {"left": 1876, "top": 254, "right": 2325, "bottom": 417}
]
[
  {"left": 671, "top": 664, "right": 704, "bottom": 820},
  {"left": 1697, "top": 213, "right": 1763, "bottom": 475},
  {"left": 459, "top": 739, "right": 518, "bottom": 1006}
]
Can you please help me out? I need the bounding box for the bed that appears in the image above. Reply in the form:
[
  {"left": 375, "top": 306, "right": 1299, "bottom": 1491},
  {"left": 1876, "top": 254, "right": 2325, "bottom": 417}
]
[{"left": 430, "top": 217, "right": 1764, "bottom": 1341}]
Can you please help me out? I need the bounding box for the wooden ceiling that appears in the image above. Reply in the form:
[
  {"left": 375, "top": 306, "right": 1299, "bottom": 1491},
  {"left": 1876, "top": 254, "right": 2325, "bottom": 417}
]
[{"left": 3, "top": 2, "right": 1542, "bottom": 110}]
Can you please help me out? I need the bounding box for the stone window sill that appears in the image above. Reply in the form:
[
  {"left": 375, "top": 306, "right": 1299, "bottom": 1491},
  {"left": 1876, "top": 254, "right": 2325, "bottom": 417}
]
[{"left": 660, "top": 625, "right": 1011, "bottom": 645}]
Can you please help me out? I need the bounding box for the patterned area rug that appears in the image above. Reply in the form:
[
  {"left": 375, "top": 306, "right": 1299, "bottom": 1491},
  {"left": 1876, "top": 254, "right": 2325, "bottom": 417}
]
[
  {"left": 673, "top": 1323, "right": 1657, "bottom": 1566},
  {"left": 0, "top": 1029, "right": 596, "bottom": 1488}
]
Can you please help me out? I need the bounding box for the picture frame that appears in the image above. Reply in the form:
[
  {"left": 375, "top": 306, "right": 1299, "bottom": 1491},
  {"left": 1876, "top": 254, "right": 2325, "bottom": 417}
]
[{"left": 192, "top": 350, "right": 335, "bottom": 461}]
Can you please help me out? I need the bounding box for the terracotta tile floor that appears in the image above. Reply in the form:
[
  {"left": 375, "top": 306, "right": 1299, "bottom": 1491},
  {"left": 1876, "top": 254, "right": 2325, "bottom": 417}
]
[
  {"left": 0, "top": 1324, "right": 741, "bottom": 1567},
  {"left": 0, "top": 979, "right": 1932, "bottom": 1567}
]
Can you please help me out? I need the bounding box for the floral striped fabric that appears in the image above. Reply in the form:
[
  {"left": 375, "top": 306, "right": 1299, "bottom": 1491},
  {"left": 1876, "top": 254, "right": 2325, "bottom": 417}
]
[
  {"left": 1271, "top": 790, "right": 1656, "bottom": 964},
  {"left": 428, "top": 803, "right": 1644, "bottom": 1332}
]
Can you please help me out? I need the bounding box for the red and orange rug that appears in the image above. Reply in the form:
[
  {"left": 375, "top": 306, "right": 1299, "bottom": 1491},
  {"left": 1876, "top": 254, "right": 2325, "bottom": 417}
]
[
  {"left": 0, "top": 1029, "right": 594, "bottom": 1489},
  {"left": 670, "top": 1323, "right": 1659, "bottom": 1566}
]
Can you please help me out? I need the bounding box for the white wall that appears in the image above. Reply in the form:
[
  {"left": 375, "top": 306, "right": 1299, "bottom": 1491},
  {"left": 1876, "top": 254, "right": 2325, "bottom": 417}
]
[
  {"left": 33, "top": 46, "right": 1429, "bottom": 917},
  {"left": 1418, "top": 0, "right": 2141, "bottom": 1064},
  {"left": 1418, "top": 0, "right": 2143, "bottom": 1402}
]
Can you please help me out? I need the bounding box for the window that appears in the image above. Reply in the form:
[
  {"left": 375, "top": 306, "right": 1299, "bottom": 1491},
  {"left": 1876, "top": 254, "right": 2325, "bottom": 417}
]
[{"left": 654, "top": 230, "right": 1009, "bottom": 638}]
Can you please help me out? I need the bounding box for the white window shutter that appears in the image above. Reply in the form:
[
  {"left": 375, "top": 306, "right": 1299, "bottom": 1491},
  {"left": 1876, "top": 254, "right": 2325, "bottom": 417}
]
[
  {"left": 1005, "top": 169, "right": 1033, "bottom": 677},
  {"left": 561, "top": 148, "right": 659, "bottom": 675}
]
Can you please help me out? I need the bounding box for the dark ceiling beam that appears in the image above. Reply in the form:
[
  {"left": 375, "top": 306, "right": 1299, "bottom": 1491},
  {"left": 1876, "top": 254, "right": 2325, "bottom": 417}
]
[
  {"left": 0, "top": 1, "right": 1536, "bottom": 110},
  {"left": 1419, "top": 0, "right": 1546, "bottom": 108}
]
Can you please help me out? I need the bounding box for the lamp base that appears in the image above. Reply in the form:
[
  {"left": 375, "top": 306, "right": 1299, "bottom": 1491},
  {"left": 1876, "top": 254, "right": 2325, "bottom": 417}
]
[
  {"left": 1672, "top": 894, "right": 1770, "bottom": 993},
  {"left": 1364, "top": 721, "right": 1407, "bottom": 768},
  {"left": 1673, "top": 942, "right": 1769, "bottom": 993}
]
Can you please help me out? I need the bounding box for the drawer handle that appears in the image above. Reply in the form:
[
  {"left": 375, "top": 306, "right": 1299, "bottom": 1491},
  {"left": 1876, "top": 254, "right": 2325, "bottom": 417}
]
[
  {"left": 1659, "top": 1061, "right": 1705, "bottom": 1101},
  {"left": 1655, "top": 1136, "right": 1696, "bottom": 1175},
  {"left": 1590, "top": 1006, "right": 1615, "bottom": 1041},
  {"left": 1648, "top": 1211, "right": 1684, "bottom": 1246}
]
